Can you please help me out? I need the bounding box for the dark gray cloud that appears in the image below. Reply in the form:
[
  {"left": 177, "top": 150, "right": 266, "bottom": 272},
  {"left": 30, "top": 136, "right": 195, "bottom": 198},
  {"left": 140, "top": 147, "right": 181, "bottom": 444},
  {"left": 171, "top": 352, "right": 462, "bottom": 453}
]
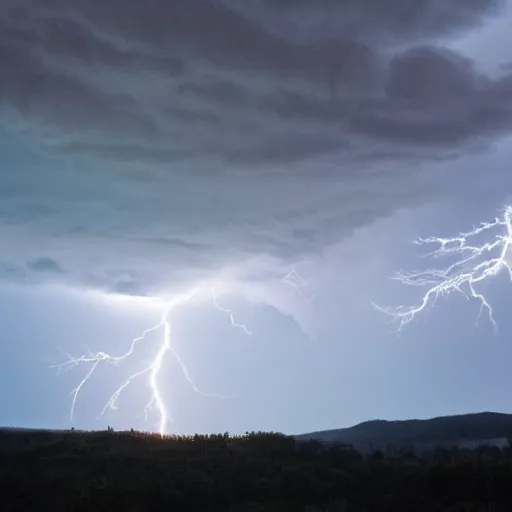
[
  {"left": 0, "top": 0, "right": 510, "bottom": 294},
  {"left": 26, "top": 257, "right": 64, "bottom": 274},
  {"left": 229, "top": 1, "right": 505, "bottom": 45}
]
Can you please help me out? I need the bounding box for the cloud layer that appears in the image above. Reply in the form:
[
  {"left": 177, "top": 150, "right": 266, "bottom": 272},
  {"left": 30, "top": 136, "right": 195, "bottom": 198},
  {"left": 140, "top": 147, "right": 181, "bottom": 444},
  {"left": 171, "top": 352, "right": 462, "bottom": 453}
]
[{"left": 1, "top": 0, "right": 511, "bottom": 294}]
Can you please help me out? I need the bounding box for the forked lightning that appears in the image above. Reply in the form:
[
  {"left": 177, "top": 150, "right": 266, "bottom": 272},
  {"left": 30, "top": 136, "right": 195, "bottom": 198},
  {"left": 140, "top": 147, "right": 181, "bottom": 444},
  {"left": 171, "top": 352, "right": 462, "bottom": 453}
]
[
  {"left": 56, "top": 286, "right": 250, "bottom": 436},
  {"left": 375, "top": 205, "right": 512, "bottom": 332}
]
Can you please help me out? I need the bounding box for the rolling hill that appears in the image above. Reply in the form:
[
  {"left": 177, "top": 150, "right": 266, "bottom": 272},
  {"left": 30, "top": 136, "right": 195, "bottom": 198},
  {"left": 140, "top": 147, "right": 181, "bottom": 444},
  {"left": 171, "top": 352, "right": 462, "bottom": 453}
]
[{"left": 296, "top": 412, "right": 512, "bottom": 454}]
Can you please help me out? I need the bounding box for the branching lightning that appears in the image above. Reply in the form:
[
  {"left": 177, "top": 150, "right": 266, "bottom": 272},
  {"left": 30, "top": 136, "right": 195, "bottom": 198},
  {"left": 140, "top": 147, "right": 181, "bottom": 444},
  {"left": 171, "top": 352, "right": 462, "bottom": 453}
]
[
  {"left": 55, "top": 286, "right": 251, "bottom": 436},
  {"left": 283, "top": 269, "right": 316, "bottom": 304},
  {"left": 374, "top": 205, "right": 512, "bottom": 332},
  {"left": 212, "top": 289, "right": 252, "bottom": 335},
  {"left": 283, "top": 269, "right": 308, "bottom": 289}
]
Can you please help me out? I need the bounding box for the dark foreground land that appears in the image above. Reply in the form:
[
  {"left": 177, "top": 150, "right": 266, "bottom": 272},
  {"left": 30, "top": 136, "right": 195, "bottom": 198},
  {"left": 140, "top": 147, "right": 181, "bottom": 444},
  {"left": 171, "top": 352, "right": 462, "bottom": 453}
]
[{"left": 2, "top": 426, "right": 512, "bottom": 511}]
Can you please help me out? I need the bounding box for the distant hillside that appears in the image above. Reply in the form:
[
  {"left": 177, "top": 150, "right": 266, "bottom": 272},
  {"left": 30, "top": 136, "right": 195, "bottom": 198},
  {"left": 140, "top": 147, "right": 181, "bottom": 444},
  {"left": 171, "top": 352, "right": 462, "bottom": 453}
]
[{"left": 297, "top": 412, "right": 512, "bottom": 454}]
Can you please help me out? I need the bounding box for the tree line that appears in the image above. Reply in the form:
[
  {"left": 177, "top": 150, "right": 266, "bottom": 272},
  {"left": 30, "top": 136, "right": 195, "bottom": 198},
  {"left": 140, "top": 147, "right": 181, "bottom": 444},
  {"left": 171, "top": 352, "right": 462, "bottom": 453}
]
[{"left": 1, "top": 428, "right": 512, "bottom": 511}]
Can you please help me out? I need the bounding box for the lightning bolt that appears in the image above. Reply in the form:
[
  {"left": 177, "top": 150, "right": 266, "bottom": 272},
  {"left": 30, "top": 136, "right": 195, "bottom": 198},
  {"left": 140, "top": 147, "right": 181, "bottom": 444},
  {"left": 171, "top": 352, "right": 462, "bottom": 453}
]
[
  {"left": 283, "top": 269, "right": 308, "bottom": 289},
  {"left": 374, "top": 205, "right": 512, "bottom": 332},
  {"left": 283, "top": 268, "right": 316, "bottom": 304},
  {"left": 54, "top": 286, "right": 251, "bottom": 436},
  {"left": 212, "top": 289, "right": 252, "bottom": 335}
]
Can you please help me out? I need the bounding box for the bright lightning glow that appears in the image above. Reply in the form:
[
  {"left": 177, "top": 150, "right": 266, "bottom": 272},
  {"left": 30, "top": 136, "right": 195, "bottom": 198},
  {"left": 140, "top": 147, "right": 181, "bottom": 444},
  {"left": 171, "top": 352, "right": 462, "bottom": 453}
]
[
  {"left": 55, "top": 285, "right": 251, "bottom": 436},
  {"left": 375, "top": 205, "right": 512, "bottom": 332}
]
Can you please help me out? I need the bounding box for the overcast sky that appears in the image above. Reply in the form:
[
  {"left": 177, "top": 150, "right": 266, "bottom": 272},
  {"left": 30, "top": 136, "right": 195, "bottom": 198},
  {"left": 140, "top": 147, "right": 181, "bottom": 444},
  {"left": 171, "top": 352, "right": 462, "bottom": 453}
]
[{"left": 2, "top": 0, "right": 512, "bottom": 435}]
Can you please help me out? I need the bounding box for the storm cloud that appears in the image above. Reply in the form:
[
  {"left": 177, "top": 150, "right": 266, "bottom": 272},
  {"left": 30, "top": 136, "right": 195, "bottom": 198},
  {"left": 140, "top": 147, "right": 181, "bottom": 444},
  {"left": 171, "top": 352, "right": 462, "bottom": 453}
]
[{"left": 1, "top": 0, "right": 511, "bottom": 294}]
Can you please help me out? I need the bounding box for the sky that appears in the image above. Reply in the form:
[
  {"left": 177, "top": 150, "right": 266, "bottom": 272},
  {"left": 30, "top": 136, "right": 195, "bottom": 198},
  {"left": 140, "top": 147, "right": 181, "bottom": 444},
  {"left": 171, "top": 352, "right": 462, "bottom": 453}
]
[{"left": 2, "top": 0, "right": 512, "bottom": 436}]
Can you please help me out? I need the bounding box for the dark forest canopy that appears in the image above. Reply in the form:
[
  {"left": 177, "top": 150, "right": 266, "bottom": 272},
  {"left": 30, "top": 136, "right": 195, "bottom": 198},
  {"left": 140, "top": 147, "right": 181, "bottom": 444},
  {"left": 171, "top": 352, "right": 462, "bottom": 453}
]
[{"left": 2, "top": 425, "right": 512, "bottom": 511}]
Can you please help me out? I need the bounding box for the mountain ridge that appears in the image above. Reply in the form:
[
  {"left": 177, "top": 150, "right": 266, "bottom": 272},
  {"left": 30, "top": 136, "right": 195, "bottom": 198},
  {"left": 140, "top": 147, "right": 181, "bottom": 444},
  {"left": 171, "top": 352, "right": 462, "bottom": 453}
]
[{"left": 296, "top": 412, "right": 512, "bottom": 454}]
